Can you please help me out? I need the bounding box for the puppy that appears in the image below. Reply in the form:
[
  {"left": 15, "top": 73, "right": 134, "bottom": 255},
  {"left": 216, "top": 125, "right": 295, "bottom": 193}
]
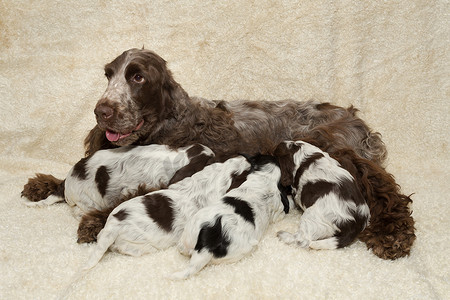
[
  {"left": 275, "top": 141, "right": 370, "bottom": 250},
  {"left": 80, "top": 155, "right": 252, "bottom": 271},
  {"left": 171, "top": 154, "right": 289, "bottom": 279},
  {"left": 24, "top": 144, "right": 214, "bottom": 219}
]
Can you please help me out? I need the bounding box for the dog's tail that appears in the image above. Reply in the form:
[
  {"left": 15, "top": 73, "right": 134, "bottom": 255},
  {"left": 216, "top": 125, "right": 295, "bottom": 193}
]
[
  {"left": 21, "top": 173, "right": 65, "bottom": 202},
  {"left": 58, "top": 221, "right": 119, "bottom": 299},
  {"left": 83, "top": 221, "right": 119, "bottom": 271}
]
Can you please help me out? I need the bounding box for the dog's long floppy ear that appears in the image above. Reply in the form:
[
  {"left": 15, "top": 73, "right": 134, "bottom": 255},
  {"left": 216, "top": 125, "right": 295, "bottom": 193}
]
[
  {"left": 84, "top": 125, "right": 114, "bottom": 157},
  {"left": 141, "top": 51, "right": 179, "bottom": 118},
  {"left": 159, "top": 61, "right": 184, "bottom": 115},
  {"left": 273, "top": 142, "right": 299, "bottom": 187}
]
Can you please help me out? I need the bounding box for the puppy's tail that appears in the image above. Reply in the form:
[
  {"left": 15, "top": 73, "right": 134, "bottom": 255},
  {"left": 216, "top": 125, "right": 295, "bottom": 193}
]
[
  {"left": 83, "top": 223, "right": 119, "bottom": 271},
  {"left": 58, "top": 225, "right": 119, "bottom": 299}
]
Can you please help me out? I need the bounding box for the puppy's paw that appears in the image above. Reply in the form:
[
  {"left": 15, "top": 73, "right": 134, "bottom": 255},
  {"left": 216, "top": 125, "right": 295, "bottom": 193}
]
[
  {"left": 24, "top": 201, "right": 46, "bottom": 208},
  {"left": 176, "top": 242, "right": 193, "bottom": 257},
  {"left": 277, "top": 230, "right": 296, "bottom": 245},
  {"left": 166, "top": 270, "right": 190, "bottom": 281},
  {"left": 23, "top": 195, "right": 63, "bottom": 208}
]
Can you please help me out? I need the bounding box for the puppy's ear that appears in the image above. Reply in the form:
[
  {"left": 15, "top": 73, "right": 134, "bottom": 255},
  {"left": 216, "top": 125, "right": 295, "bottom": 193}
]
[
  {"left": 274, "top": 141, "right": 300, "bottom": 156},
  {"left": 278, "top": 183, "right": 291, "bottom": 214},
  {"left": 278, "top": 156, "right": 294, "bottom": 187},
  {"left": 273, "top": 143, "right": 295, "bottom": 187},
  {"left": 273, "top": 142, "right": 290, "bottom": 156}
]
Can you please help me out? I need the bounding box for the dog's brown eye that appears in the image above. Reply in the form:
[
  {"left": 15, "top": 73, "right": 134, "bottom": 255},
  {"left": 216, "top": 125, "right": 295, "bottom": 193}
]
[{"left": 132, "top": 74, "right": 145, "bottom": 83}]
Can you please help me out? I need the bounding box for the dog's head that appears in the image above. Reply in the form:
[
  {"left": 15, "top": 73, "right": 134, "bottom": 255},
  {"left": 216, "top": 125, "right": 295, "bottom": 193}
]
[{"left": 94, "top": 48, "right": 182, "bottom": 146}]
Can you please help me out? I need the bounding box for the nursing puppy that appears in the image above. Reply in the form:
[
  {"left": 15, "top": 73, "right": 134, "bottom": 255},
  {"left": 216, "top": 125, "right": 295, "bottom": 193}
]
[
  {"left": 80, "top": 155, "right": 252, "bottom": 271},
  {"left": 171, "top": 155, "right": 289, "bottom": 279},
  {"left": 275, "top": 141, "right": 370, "bottom": 250},
  {"left": 24, "top": 144, "right": 214, "bottom": 219}
]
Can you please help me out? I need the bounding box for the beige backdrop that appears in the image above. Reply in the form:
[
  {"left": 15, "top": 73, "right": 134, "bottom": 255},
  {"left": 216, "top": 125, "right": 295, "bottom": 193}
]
[{"left": 0, "top": 1, "right": 448, "bottom": 299}]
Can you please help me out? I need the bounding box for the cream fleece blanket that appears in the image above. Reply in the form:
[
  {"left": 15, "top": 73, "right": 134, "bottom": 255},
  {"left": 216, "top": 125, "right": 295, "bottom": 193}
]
[{"left": 0, "top": 1, "right": 448, "bottom": 299}]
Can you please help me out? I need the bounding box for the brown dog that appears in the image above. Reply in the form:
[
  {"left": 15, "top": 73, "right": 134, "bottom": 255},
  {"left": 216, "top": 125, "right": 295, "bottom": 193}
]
[{"left": 23, "top": 48, "right": 415, "bottom": 259}]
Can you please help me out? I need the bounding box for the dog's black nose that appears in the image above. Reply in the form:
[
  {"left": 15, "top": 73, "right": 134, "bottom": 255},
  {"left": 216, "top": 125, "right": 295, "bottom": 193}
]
[{"left": 94, "top": 104, "right": 114, "bottom": 120}]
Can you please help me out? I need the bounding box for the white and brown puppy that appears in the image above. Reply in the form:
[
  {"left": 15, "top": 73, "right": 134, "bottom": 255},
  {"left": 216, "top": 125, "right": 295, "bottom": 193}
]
[
  {"left": 80, "top": 155, "right": 253, "bottom": 271},
  {"left": 24, "top": 144, "right": 214, "bottom": 218},
  {"left": 275, "top": 141, "right": 370, "bottom": 250},
  {"left": 171, "top": 154, "right": 290, "bottom": 279}
]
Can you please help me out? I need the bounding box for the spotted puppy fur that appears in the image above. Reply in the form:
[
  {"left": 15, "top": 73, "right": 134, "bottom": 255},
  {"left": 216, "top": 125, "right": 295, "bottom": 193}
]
[
  {"left": 171, "top": 154, "right": 289, "bottom": 279},
  {"left": 80, "top": 155, "right": 252, "bottom": 272},
  {"left": 24, "top": 144, "right": 214, "bottom": 219},
  {"left": 275, "top": 141, "right": 370, "bottom": 250}
]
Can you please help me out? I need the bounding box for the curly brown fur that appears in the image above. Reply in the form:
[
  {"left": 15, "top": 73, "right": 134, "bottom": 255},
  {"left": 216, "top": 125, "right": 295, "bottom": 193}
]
[
  {"left": 21, "top": 173, "right": 64, "bottom": 202},
  {"left": 320, "top": 147, "right": 415, "bottom": 259},
  {"left": 77, "top": 184, "right": 161, "bottom": 243},
  {"left": 77, "top": 207, "right": 112, "bottom": 244}
]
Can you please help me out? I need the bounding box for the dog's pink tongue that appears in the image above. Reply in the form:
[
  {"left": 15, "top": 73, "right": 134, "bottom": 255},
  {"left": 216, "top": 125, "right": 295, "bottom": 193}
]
[
  {"left": 105, "top": 130, "right": 120, "bottom": 142},
  {"left": 105, "top": 121, "right": 143, "bottom": 142}
]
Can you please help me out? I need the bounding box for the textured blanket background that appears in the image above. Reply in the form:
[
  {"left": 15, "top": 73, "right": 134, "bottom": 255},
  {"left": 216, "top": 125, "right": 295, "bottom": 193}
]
[{"left": 0, "top": 1, "right": 448, "bottom": 299}]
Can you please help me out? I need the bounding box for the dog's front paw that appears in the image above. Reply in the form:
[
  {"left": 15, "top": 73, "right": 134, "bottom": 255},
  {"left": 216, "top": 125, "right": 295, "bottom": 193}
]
[
  {"left": 77, "top": 216, "right": 103, "bottom": 244},
  {"left": 77, "top": 208, "right": 111, "bottom": 244},
  {"left": 23, "top": 195, "right": 63, "bottom": 208},
  {"left": 21, "top": 173, "right": 63, "bottom": 202}
]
